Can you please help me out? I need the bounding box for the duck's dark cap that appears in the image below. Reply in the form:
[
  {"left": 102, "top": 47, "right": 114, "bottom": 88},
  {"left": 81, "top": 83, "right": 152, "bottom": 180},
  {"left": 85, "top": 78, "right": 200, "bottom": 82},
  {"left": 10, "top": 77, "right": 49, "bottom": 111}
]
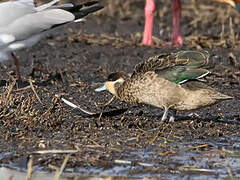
[{"left": 107, "top": 72, "right": 127, "bottom": 81}]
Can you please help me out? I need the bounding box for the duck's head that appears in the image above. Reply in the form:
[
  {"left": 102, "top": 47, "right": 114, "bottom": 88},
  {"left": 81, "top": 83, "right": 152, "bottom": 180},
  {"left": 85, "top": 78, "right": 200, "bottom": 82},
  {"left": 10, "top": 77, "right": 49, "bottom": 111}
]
[{"left": 95, "top": 72, "right": 127, "bottom": 96}]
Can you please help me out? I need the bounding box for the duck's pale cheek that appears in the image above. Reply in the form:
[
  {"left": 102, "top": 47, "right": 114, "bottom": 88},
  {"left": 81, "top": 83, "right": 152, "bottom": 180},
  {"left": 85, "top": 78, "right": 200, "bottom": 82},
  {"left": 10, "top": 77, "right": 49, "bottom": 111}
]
[{"left": 105, "top": 82, "right": 117, "bottom": 95}]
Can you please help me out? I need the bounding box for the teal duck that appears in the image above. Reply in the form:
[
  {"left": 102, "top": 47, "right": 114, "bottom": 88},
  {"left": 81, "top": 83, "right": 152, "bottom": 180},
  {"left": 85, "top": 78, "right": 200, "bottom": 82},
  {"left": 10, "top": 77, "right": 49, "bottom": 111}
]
[{"left": 96, "top": 51, "right": 233, "bottom": 121}]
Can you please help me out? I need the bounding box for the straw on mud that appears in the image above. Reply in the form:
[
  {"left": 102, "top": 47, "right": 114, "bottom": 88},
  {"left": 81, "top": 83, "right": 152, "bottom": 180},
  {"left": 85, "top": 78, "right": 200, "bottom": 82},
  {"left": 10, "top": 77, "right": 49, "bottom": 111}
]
[
  {"left": 109, "top": 147, "right": 123, "bottom": 153},
  {"left": 115, "top": 160, "right": 153, "bottom": 167},
  {"left": 98, "top": 96, "right": 116, "bottom": 123},
  {"left": 33, "top": 149, "right": 78, "bottom": 154},
  {"left": 221, "top": 147, "right": 234, "bottom": 154},
  {"left": 179, "top": 166, "right": 216, "bottom": 173},
  {"left": 29, "top": 78, "right": 42, "bottom": 104},
  {"left": 188, "top": 144, "right": 209, "bottom": 150},
  {"left": 114, "top": 159, "right": 132, "bottom": 165},
  {"left": 54, "top": 154, "right": 71, "bottom": 180},
  {"left": 87, "top": 139, "right": 123, "bottom": 152},
  {"left": 226, "top": 159, "right": 234, "bottom": 178},
  {"left": 158, "top": 150, "right": 176, "bottom": 156},
  {"left": 229, "top": 16, "right": 235, "bottom": 45},
  {"left": 96, "top": 96, "right": 115, "bottom": 125},
  {"left": 41, "top": 95, "right": 61, "bottom": 117},
  {"left": 149, "top": 124, "right": 169, "bottom": 144},
  {"left": 104, "top": 96, "right": 115, "bottom": 106},
  {"left": 86, "top": 144, "right": 123, "bottom": 152},
  {"left": 138, "top": 162, "right": 154, "bottom": 167},
  {"left": 5, "top": 78, "right": 16, "bottom": 106},
  {"left": 14, "top": 85, "right": 31, "bottom": 92},
  {"left": 26, "top": 155, "right": 33, "bottom": 180},
  {"left": 220, "top": 22, "right": 225, "bottom": 40}
]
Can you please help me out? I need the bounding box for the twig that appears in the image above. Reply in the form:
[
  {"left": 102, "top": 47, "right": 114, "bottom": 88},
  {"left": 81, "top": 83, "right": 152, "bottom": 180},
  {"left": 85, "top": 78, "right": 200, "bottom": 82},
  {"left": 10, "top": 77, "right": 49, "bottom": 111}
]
[
  {"left": 13, "top": 85, "right": 31, "bottom": 92},
  {"left": 25, "top": 155, "right": 33, "bottom": 180},
  {"left": 33, "top": 149, "right": 78, "bottom": 154},
  {"left": 104, "top": 96, "right": 115, "bottom": 106},
  {"left": 229, "top": 17, "right": 235, "bottom": 45},
  {"left": 188, "top": 144, "right": 209, "bottom": 150},
  {"left": 114, "top": 159, "right": 131, "bottom": 165},
  {"left": 98, "top": 96, "right": 115, "bottom": 122},
  {"left": 55, "top": 154, "right": 71, "bottom": 180},
  {"left": 29, "top": 78, "right": 42, "bottom": 104},
  {"left": 179, "top": 166, "right": 216, "bottom": 173},
  {"left": 5, "top": 79, "right": 16, "bottom": 106}
]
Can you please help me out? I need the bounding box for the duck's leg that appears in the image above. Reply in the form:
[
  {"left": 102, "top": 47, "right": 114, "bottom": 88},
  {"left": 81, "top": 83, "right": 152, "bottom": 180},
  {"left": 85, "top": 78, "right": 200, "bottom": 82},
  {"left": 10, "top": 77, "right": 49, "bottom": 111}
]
[
  {"left": 169, "top": 109, "right": 177, "bottom": 122},
  {"left": 142, "top": 0, "right": 155, "bottom": 45},
  {"left": 11, "top": 53, "right": 21, "bottom": 81},
  {"left": 161, "top": 107, "right": 169, "bottom": 122}
]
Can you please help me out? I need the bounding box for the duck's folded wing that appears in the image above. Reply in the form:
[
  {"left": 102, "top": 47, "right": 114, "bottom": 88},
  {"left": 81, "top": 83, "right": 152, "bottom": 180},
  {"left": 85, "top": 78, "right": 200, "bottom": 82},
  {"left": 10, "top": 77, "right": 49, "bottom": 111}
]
[
  {"left": 173, "top": 50, "right": 209, "bottom": 67},
  {"left": 132, "top": 53, "right": 187, "bottom": 77},
  {"left": 157, "top": 66, "right": 210, "bottom": 84},
  {"left": 132, "top": 51, "right": 210, "bottom": 84},
  {"left": 159, "top": 51, "right": 210, "bottom": 84}
]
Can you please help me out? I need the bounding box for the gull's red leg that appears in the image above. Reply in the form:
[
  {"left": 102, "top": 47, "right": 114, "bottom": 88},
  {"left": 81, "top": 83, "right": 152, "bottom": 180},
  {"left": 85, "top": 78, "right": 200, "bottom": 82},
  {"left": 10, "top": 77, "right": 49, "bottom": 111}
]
[
  {"left": 172, "top": 0, "right": 183, "bottom": 45},
  {"left": 142, "top": 0, "right": 155, "bottom": 45},
  {"left": 164, "top": 0, "right": 183, "bottom": 46},
  {"left": 11, "top": 53, "right": 22, "bottom": 81}
]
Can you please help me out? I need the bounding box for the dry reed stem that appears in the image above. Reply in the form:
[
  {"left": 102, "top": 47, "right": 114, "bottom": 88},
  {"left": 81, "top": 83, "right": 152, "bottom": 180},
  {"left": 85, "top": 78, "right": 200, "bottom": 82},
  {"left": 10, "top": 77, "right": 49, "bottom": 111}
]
[
  {"left": 33, "top": 149, "right": 78, "bottom": 154},
  {"left": 29, "top": 78, "right": 42, "bottom": 104},
  {"left": 229, "top": 17, "right": 235, "bottom": 45},
  {"left": 54, "top": 154, "right": 71, "bottom": 180},
  {"left": 4, "top": 79, "right": 16, "bottom": 106},
  {"left": 25, "top": 156, "right": 33, "bottom": 180}
]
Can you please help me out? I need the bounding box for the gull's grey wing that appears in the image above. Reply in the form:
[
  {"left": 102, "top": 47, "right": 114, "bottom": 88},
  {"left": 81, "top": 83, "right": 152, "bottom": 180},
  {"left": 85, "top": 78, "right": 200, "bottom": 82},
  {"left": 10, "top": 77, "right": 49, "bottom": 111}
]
[
  {"left": 34, "top": 0, "right": 60, "bottom": 11},
  {"left": 0, "top": 9, "right": 75, "bottom": 41},
  {"left": 0, "top": 0, "right": 34, "bottom": 26}
]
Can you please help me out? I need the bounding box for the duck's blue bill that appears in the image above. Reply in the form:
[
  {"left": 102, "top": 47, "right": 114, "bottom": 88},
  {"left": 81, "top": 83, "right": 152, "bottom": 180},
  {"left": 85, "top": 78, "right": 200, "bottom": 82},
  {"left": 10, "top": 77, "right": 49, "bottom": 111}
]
[{"left": 95, "top": 84, "right": 107, "bottom": 92}]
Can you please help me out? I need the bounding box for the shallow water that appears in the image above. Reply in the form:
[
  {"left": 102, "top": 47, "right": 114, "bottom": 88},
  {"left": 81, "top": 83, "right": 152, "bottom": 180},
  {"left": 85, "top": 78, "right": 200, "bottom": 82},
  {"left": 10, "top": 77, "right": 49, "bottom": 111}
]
[{"left": 1, "top": 138, "right": 240, "bottom": 179}]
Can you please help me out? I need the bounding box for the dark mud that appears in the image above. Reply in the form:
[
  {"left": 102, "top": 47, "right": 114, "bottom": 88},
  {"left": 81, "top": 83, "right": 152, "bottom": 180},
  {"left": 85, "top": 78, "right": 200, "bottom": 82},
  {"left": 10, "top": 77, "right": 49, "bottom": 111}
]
[{"left": 0, "top": 0, "right": 240, "bottom": 179}]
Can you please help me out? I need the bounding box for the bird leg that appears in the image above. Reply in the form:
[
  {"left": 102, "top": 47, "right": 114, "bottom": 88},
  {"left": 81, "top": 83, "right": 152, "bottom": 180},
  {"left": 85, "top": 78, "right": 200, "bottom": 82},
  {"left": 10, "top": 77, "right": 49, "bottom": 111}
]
[
  {"left": 142, "top": 0, "right": 155, "bottom": 45},
  {"left": 161, "top": 107, "right": 177, "bottom": 122},
  {"left": 161, "top": 107, "right": 169, "bottom": 122},
  {"left": 164, "top": 0, "right": 183, "bottom": 46},
  {"left": 169, "top": 109, "right": 177, "bottom": 122},
  {"left": 172, "top": 0, "right": 182, "bottom": 45},
  {"left": 11, "top": 53, "right": 21, "bottom": 81}
]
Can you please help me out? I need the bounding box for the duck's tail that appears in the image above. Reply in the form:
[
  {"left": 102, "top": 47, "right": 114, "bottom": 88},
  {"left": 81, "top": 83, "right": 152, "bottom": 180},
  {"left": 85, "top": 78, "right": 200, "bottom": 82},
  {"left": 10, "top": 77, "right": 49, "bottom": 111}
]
[{"left": 212, "top": 92, "right": 233, "bottom": 100}]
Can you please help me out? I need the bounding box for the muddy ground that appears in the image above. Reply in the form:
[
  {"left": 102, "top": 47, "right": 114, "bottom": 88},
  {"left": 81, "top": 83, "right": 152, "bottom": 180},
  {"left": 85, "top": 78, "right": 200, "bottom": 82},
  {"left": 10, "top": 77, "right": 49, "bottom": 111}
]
[{"left": 0, "top": 0, "right": 240, "bottom": 179}]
